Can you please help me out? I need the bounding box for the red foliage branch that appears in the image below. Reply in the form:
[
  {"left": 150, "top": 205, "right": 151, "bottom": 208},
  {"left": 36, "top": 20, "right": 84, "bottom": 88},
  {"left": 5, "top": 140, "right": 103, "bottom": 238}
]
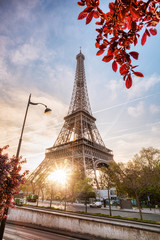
[
  {"left": 0, "top": 146, "right": 29, "bottom": 220},
  {"left": 77, "top": 0, "right": 160, "bottom": 88}
]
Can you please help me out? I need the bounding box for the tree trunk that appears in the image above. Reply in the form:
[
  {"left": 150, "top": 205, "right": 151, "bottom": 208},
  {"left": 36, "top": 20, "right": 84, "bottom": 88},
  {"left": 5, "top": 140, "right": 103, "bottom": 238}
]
[
  {"left": 50, "top": 198, "right": 52, "bottom": 208},
  {"left": 36, "top": 190, "right": 40, "bottom": 206},
  {"left": 41, "top": 188, "right": 44, "bottom": 202},
  {"left": 108, "top": 188, "right": 112, "bottom": 216},
  {"left": 0, "top": 207, "right": 8, "bottom": 240},
  {"left": 85, "top": 197, "right": 87, "bottom": 213},
  {"left": 135, "top": 193, "right": 143, "bottom": 220},
  {"left": 50, "top": 192, "right": 52, "bottom": 208}
]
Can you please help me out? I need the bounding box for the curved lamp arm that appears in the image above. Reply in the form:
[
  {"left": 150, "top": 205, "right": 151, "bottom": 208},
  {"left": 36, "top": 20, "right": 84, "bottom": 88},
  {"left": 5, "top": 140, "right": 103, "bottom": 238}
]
[
  {"left": 29, "top": 101, "right": 52, "bottom": 113},
  {"left": 29, "top": 101, "right": 47, "bottom": 107}
]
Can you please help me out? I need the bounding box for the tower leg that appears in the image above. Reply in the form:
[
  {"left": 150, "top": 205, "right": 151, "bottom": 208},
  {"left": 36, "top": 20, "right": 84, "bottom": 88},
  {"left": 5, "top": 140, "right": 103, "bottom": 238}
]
[
  {"left": 92, "top": 157, "right": 100, "bottom": 189},
  {"left": 82, "top": 147, "right": 86, "bottom": 175}
]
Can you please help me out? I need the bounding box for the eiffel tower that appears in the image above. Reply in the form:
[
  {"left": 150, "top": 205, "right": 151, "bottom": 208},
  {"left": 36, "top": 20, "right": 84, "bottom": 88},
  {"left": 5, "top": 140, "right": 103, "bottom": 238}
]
[{"left": 29, "top": 51, "right": 113, "bottom": 185}]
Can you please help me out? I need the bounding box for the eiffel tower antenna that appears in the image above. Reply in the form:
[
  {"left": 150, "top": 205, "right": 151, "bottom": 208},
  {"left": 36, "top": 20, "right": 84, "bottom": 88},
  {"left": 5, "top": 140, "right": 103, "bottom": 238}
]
[{"left": 29, "top": 51, "right": 113, "bottom": 187}]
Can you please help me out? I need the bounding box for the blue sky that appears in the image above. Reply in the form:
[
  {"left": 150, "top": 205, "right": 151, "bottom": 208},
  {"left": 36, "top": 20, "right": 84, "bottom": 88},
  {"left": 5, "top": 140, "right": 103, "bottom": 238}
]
[{"left": 0, "top": 0, "right": 160, "bottom": 172}]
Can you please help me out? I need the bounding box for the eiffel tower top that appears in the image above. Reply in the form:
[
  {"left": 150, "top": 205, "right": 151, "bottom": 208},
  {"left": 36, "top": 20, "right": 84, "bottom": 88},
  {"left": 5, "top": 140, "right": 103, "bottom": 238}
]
[
  {"left": 52, "top": 50, "right": 109, "bottom": 148},
  {"left": 67, "top": 50, "right": 92, "bottom": 116}
]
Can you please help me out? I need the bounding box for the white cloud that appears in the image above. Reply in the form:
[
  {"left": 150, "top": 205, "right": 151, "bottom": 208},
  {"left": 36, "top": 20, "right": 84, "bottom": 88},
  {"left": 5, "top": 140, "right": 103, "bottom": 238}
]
[
  {"left": 14, "top": 0, "right": 39, "bottom": 22},
  {"left": 149, "top": 104, "right": 160, "bottom": 114},
  {"left": 0, "top": 36, "right": 13, "bottom": 57},
  {"left": 0, "top": 57, "right": 18, "bottom": 87},
  {"left": 10, "top": 43, "right": 39, "bottom": 65},
  {"left": 10, "top": 39, "right": 56, "bottom": 65},
  {"left": 151, "top": 126, "right": 160, "bottom": 134},
  {"left": 128, "top": 101, "right": 145, "bottom": 118},
  {"left": 105, "top": 79, "right": 124, "bottom": 101},
  {"left": 127, "top": 75, "right": 160, "bottom": 98},
  {"left": 108, "top": 128, "right": 160, "bottom": 163}
]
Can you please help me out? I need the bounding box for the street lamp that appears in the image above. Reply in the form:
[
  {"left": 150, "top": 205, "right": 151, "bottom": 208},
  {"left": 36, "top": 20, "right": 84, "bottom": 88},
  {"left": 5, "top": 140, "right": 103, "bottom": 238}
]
[
  {"left": 0, "top": 93, "right": 52, "bottom": 240},
  {"left": 16, "top": 93, "right": 52, "bottom": 158}
]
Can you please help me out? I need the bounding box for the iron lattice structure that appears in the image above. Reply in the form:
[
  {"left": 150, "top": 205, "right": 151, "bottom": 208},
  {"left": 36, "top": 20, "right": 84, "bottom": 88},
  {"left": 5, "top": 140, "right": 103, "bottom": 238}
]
[{"left": 29, "top": 51, "right": 113, "bottom": 185}]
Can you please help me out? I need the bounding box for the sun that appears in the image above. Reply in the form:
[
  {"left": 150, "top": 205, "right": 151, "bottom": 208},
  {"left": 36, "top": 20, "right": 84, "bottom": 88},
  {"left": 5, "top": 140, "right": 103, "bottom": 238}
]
[{"left": 48, "top": 169, "right": 67, "bottom": 185}]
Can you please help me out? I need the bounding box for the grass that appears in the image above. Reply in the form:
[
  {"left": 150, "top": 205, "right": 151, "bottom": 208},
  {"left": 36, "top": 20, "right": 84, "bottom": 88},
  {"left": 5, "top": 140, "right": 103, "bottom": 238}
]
[
  {"left": 23, "top": 204, "right": 160, "bottom": 225},
  {"left": 76, "top": 211, "right": 160, "bottom": 224}
]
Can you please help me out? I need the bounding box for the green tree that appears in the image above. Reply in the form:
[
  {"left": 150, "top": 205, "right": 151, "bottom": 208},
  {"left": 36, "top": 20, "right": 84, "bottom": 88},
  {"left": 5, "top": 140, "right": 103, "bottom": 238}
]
[
  {"left": 119, "top": 161, "right": 145, "bottom": 219},
  {"left": 74, "top": 174, "right": 94, "bottom": 212},
  {"left": 132, "top": 147, "right": 160, "bottom": 207},
  {"left": 69, "top": 171, "right": 84, "bottom": 203},
  {"left": 115, "top": 147, "right": 160, "bottom": 220},
  {"left": 99, "top": 163, "right": 116, "bottom": 216}
]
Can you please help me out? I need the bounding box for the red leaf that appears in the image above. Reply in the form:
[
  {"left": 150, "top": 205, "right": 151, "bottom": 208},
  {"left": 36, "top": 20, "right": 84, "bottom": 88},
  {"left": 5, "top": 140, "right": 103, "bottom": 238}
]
[
  {"left": 96, "top": 19, "right": 104, "bottom": 25},
  {"left": 145, "top": 29, "right": 150, "bottom": 37},
  {"left": 93, "top": 11, "right": 99, "bottom": 18},
  {"left": 78, "top": 11, "right": 88, "bottom": 20},
  {"left": 133, "top": 71, "right": 144, "bottom": 78},
  {"left": 77, "top": 1, "right": 85, "bottom": 6},
  {"left": 103, "top": 26, "right": 109, "bottom": 32},
  {"left": 95, "top": 42, "right": 100, "bottom": 48},
  {"left": 141, "top": 32, "right": 147, "bottom": 46},
  {"left": 83, "top": 7, "right": 93, "bottom": 13},
  {"left": 86, "top": 11, "right": 94, "bottom": 24},
  {"left": 121, "top": 69, "right": 128, "bottom": 75},
  {"left": 99, "top": 44, "right": 107, "bottom": 50},
  {"left": 149, "top": 28, "right": 157, "bottom": 36},
  {"left": 130, "top": 7, "right": 139, "bottom": 19},
  {"left": 96, "top": 49, "right": 105, "bottom": 56},
  {"left": 112, "top": 61, "right": 118, "bottom": 72},
  {"left": 103, "top": 39, "right": 109, "bottom": 45},
  {"left": 120, "top": 64, "right": 128, "bottom": 75},
  {"left": 132, "top": 65, "right": 138, "bottom": 69},
  {"left": 123, "top": 75, "right": 127, "bottom": 81},
  {"left": 125, "top": 74, "right": 132, "bottom": 89},
  {"left": 97, "top": 7, "right": 104, "bottom": 15},
  {"left": 134, "top": 36, "right": 138, "bottom": 46},
  {"left": 131, "top": 20, "right": 136, "bottom": 31},
  {"left": 129, "top": 51, "right": 139, "bottom": 60},
  {"left": 109, "top": 2, "right": 115, "bottom": 11},
  {"left": 102, "top": 54, "right": 113, "bottom": 62}
]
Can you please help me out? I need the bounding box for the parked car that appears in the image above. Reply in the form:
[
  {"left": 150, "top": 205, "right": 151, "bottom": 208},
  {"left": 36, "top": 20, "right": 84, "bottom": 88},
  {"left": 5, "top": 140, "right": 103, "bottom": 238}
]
[{"left": 90, "top": 201, "right": 102, "bottom": 208}]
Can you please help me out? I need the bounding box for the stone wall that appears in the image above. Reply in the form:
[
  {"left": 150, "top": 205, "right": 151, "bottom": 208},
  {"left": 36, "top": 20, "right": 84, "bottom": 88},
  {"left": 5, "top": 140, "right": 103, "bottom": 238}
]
[{"left": 8, "top": 207, "right": 160, "bottom": 240}]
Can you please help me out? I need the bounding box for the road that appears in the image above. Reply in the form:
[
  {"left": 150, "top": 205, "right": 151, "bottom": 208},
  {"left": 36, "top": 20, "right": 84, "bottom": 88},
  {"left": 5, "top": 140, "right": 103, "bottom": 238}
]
[
  {"left": 4, "top": 223, "right": 86, "bottom": 240},
  {"left": 27, "top": 200, "right": 160, "bottom": 222}
]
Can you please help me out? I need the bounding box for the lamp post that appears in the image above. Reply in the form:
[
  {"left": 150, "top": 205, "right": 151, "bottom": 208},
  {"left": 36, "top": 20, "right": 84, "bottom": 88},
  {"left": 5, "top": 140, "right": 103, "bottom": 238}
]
[
  {"left": 16, "top": 93, "right": 51, "bottom": 158},
  {"left": 0, "top": 93, "right": 52, "bottom": 240},
  {"left": 64, "top": 182, "right": 67, "bottom": 211}
]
